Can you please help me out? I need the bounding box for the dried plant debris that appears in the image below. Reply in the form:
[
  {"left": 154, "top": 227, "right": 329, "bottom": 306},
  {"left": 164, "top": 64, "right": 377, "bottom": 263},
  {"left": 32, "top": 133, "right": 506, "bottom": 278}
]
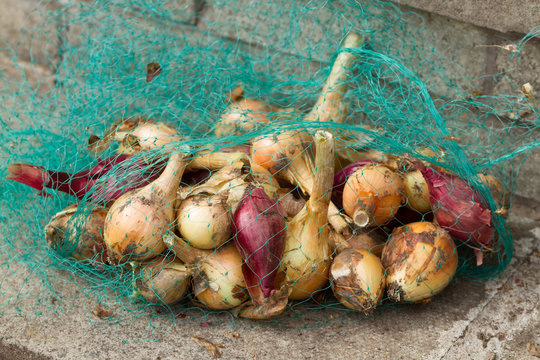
[
  {"left": 92, "top": 303, "right": 114, "bottom": 319},
  {"left": 191, "top": 336, "right": 223, "bottom": 358}
]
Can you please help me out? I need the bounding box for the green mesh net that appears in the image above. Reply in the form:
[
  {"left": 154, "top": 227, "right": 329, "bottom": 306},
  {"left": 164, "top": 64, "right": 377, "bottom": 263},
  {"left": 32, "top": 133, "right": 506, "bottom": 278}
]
[{"left": 1, "top": 0, "right": 539, "bottom": 330}]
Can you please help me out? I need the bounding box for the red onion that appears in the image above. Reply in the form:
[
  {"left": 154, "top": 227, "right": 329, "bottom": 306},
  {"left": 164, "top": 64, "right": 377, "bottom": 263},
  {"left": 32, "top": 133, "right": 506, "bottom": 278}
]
[
  {"left": 332, "top": 160, "right": 375, "bottom": 208},
  {"left": 233, "top": 187, "right": 286, "bottom": 303},
  {"left": 7, "top": 155, "right": 163, "bottom": 204},
  {"left": 413, "top": 161, "right": 494, "bottom": 265}
]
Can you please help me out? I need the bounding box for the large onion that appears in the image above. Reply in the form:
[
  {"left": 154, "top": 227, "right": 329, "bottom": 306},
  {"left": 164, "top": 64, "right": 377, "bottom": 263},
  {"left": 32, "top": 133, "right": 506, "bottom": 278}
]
[
  {"left": 281, "top": 131, "right": 334, "bottom": 300},
  {"left": 381, "top": 222, "right": 458, "bottom": 303},
  {"left": 45, "top": 204, "right": 108, "bottom": 262},
  {"left": 330, "top": 248, "right": 385, "bottom": 313},
  {"left": 103, "top": 152, "right": 186, "bottom": 263},
  {"left": 192, "top": 245, "right": 249, "bottom": 310},
  {"left": 342, "top": 164, "right": 404, "bottom": 227},
  {"left": 177, "top": 192, "right": 231, "bottom": 250}
]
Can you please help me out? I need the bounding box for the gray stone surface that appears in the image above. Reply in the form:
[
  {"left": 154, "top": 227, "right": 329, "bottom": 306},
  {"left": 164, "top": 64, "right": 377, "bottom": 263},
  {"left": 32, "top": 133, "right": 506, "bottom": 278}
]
[
  {"left": 395, "top": 0, "right": 540, "bottom": 35},
  {"left": 0, "top": 205, "right": 538, "bottom": 360},
  {"left": 0, "top": 0, "right": 59, "bottom": 67}
]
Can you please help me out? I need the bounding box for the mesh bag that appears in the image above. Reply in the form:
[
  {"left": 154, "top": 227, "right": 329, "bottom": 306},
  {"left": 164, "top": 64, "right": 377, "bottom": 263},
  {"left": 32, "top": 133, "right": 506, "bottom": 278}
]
[{"left": 1, "top": 0, "right": 539, "bottom": 329}]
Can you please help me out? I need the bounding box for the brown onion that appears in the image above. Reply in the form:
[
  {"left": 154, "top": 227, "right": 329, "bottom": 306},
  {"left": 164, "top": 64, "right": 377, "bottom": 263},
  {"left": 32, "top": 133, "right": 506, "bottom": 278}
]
[
  {"left": 330, "top": 248, "right": 385, "bottom": 313},
  {"left": 342, "top": 164, "right": 404, "bottom": 227},
  {"left": 281, "top": 131, "right": 334, "bottom": 300},
  {"left": 45, "top": 204, "right": 108, "bottom": 262},
  {"left": 176, "top": 192, "right": 231, "bottom": 250},
  {"left": 132, "top": 254, "right": 190, "bottom": 305},
  {"left": 381, "top": 222, "right": 458, "bottom": 303},
  {"left": 192, "top": 245, "right": 248, "bottom": 310},
  {"left": 103, "top": 152, "right": 186, "bottom": 263},
  {"left": 403, "top": 169, "right": 431, "bottom": 213}
]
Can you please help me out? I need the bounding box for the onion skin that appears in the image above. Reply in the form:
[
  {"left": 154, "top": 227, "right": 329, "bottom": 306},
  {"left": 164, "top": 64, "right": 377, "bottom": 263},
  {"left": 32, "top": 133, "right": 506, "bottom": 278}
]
[
  {"left": 413, "top": 162, "right": 494, "bottom": 265},
  {"left": 177, "top": 193, "right": 231, "bottom": 250},
  {"left": 192, "top": 245, "right": 248, "bottom": 310},
  {"left": 330, "top": 248, "right": 385, "bottom": 313},
  {"left": 103, "top": 153, "right": 186, "bottom": 263},
  {"left": 44, "top": 204, "right": 108, "bottom": 262},
  {"left": 215, "top": 98, "right": 272, "bottom": 137},
  {"left": 132, "top": 255, "right": 190, "bottom": 305},
  {"left": 116, "top": 121, "right": 182, "bottom": 155},
  {"left": 479, "top": 174, "right": 510, "bottom": 219},
  {"left": 251, "top": 130, "right": 308, "bottom": 176},
  {"left": 332, "top": 160, "right": 375, "bottom": 209},
  {"left": 403, "top": 170, "right": 431, "bottom": 213},
  {"left": 233, "top": 187, "right": 286, "bottom": 302},
  {"left": 342, "top": 164, "right": 405, "bottom": 227},
  {"left": 382, "top": 222, "right": 458, "bottom": 303},
  {"left": 281, "top": 131, "right": 334, "bottom": 300},
  {"left": 6, "top": 155, "right": 163, "bottom": 204}
]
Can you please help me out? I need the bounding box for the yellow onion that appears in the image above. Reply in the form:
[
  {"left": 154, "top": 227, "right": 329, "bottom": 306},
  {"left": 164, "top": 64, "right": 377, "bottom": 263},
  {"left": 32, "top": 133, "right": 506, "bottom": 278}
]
[
  {"left": 281, "top": 131, "right": 334, "bottom": 300},
  {"left": 403, "top": 170, "right": 431, "bottom": 213},
  {"left": 132, "top": 254, "right": 190, "bottom": 305},
  {"left": 381, "top": 222, "right": 458, "bottom": 303},
  {"left": 186, "top": 150, "right": 250, "bottom": 172},
  {"left": 192, "top": 245, "right": 249, "bottom": 310},
  {"left": 103, "top": 152, "right": 186, "bottom": 263},
  {"left": 45, "top": 204, "right": 108, "bottom": 262},
  {"left": 89, "top": 117, "right": 181, "bottom": 155},
  {"left": 342, "top": 164, "right": 404, "bottom": 227},
  {"left": 214, "top": 85, "right": 273, "bottom": 136},
  {"left": 176, "top": 192, "right": 231, "bottom": 250},
  {"left": 330, "top": 248, "right": 385, "bottom": 313}
]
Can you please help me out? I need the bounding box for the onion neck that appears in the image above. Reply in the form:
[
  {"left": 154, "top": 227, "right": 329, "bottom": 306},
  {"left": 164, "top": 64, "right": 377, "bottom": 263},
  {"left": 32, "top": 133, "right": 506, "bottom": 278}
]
[
  {"left": 163, "top": 234, "right": 211, "bottom": 265},
  {"left": 150, "top": 152, "right": 186, "bottom": 199},
  {"left": 309, "top": 131, "right": 335, "bottom": 216},
  {"left": 352, "top": 198, "right": 376, "bottom": 228}
]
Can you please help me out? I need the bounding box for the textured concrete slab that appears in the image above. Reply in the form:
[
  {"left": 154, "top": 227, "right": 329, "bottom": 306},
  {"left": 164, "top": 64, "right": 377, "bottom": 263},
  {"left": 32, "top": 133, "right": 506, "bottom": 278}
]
[
  {"left": 0, "top": 205, "right": 538, "bottom": 360},
  {"left": 0, "top": 0, "right": 59, "bottom": 67},
  {"left": 394, "top": 0, "right": 540, "bottom": 35}
]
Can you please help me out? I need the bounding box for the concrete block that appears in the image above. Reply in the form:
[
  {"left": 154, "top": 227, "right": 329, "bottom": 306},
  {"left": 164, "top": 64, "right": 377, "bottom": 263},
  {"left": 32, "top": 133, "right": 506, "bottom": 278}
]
[
  {"left": 394, "top": 0, "right": 540, "bottom": 35},
  {"left": 0, "top": 0, "right": 59, "bottom": 67}
]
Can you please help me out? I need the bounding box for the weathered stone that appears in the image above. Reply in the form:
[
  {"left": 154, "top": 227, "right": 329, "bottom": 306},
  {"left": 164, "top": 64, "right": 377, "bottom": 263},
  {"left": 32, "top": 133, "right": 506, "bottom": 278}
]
[
  {"left": 0, "top": 0, "right": 59, "bottom": 67},
  {"left": 394, "top": 0, "right": 540, "bottom": 35}
]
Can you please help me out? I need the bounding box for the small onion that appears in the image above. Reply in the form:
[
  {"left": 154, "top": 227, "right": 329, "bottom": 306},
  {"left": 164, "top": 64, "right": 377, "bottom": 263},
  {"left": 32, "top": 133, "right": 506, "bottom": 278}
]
[
  {"left": 45, "top": 204, "right": 108, "bottom": 262},
  {"left": 342, "top": 164, "right": 404, "bottom": 227},
  {"left": 403, "top": 170, "right": 431, "bottom": 213},
  {"left": 381, "top": 222, "right": 458, "bottom": 303},
  {"left": 132, "top": 255, "right": 190, "bottom": 305},
  {"left": 177, "top": 193, "right": 231, "bottom": 250},
  {"left": 330, "top": 248, "right": 385, "bottom": 313},
  {"left": 192, "top": 245, "right": 248, "bottom": 310},
  {"left": 116, "top": 121, "right": 182, "bottom": 155}
]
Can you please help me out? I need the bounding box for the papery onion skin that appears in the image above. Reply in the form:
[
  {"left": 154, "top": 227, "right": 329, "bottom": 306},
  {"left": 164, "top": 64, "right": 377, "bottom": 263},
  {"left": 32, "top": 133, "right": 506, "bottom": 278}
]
[
  {"left": 45, "top": 204, "right": 109, "bottom": 262},
  {"left": 251, "top": 131, "right": 307, "bottom": 175},
  {"left": 133, "top": 255, "right": 190, "bottom": 305},
  {"left": 342, "top": 164, "right": 404, "bottom": 227},
  {"left": 382, "top": 222, "right": 458, "bottom": 303},
  {"left": 192, "top": 245, "right": 248, "bottom": 310},
  {"left": 414, "top": 162, "right": 494, "bottom": 265},
  {"left": 330, "top": 248, "right": 385, "bottom": 313},
  {"left": 233, "top": 187, "right": 286, "bottom": 302},
  {"left": 177, "top": 193, "right": 231, "bottom": 250},
  {"left": 117, "top": 121, "right": 182, "bottom": 155}
]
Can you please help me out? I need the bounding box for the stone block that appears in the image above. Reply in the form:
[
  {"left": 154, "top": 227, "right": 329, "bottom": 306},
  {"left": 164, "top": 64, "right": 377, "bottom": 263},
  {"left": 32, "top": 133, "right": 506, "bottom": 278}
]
[
  {"left": 394, "top": 0, "right": 540, "bottom": 35},
  {"left": 0, "top": 0, "right": 59, "bottom": 67}
]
